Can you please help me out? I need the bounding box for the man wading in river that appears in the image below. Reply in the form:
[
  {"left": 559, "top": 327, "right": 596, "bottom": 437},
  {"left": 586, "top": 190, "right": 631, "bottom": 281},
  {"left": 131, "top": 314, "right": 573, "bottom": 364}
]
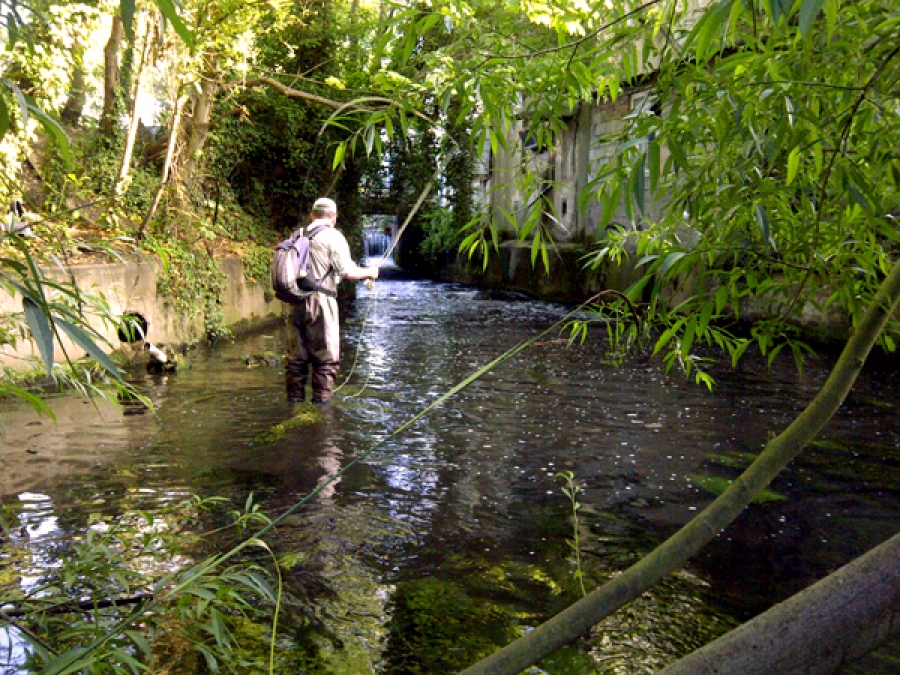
[{"left": 286, "top": 197, "right": 379, "bottom": 404}]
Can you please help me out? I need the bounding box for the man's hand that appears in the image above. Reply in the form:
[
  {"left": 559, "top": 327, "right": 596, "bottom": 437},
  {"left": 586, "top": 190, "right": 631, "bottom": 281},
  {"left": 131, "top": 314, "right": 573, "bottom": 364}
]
[{"left": 364, "top": 266, "right": 378, "bottom": 289}]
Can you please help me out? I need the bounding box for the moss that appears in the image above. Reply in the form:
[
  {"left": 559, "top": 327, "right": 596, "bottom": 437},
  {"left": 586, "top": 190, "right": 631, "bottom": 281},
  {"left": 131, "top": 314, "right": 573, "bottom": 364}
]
[
  {"left": 690, "top": 475, "right": 786, "bottom": 503},
  {"left": 383, "top": 577, "right": 518, "bottom": 674}
]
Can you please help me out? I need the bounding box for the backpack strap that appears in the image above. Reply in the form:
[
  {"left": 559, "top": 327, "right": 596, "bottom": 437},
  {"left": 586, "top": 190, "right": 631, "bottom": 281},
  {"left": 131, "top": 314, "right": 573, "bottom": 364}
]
[{"left": 299, "top": 225, "right": 337, "bottom": 298}]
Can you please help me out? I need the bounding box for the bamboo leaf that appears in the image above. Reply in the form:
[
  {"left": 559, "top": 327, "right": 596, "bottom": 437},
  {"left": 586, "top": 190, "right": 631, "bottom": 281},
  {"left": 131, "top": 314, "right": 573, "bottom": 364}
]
[
  {"left": 28, "top": 104, "right": 72, "bottom": 166},
  {"left": 681, "top": 317, "right": 697, "bottom": 360},
  {"left": 2, "top": 78, "right": 28, "bottom": 126},
  {"left": 659, "top": 251, "right": 686, "bottom": 277},
  {"left": 848, "top": 183, "right": 872, "bottom": 213},
  {"left": 23, "top": 297, "right": 54, "bottom": 374},
  {"left": 824, "top": 0, "right": 838, "bottom": 38},
  {"left": 786, "top": 146, "right": 800, "bottom": 185},
  {"left": 332, "top": 142, "right": 345, "bottom": 170},
  {"left": 0, "top": 94, "right": 9, "bottom": 140},
  {"left": 798, "top": 0, "right": 825, "bottom": 36},
  {"left": 631, "top": 156, "right": 646, "bottom": 215},
  {"left": 653, "top": 317, "right": 687, "bottom": 356},
  {"left": 54, "top": 318, "right": 123, "bottom": 381},
  {"left": 5, "top": 385, "right": 55, "bottom": 419},
  {"left": 120, "top": 0, "right": 135, "bottom": 41},
  {"left": 768, "top": 0, "right": 793, "bottom": 24},
  {"left": 648, "top": 140, "right": 660, "bottom": 194},
  {"left": 601, "top": 182, "right": 622, "bottom": 226},
  {"left": 666, "top": 136, "right": 688, "bottom": 171},
  {"left": 754, "top": 203, "right": 770, "bottom": 243},
  {"left": 41, "top": 648, "right": 92, "bottom": 675},
  {"left": 154, "top": 0, "right": 194, "bottom": 49}
]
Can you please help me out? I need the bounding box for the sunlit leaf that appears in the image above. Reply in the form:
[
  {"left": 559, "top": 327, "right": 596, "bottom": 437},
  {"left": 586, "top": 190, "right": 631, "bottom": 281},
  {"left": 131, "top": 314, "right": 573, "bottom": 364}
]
[
  {"left": 0, "top": 95, "right": 9, "bottom": 140},
  {"left": 786, "top": 146, "right": 800, "bottom": 185},
  {"left": 28, "top": 104, "right": 72, "bottom": 166},
  {"left": 2, "top": 78, "right": 28, "bottom": 127},
  {"left": 154, "top": 0, "right": 194, "bottom": 49},
  {"left": 332, "top": 142, "right": 346, "bottom": 170}
]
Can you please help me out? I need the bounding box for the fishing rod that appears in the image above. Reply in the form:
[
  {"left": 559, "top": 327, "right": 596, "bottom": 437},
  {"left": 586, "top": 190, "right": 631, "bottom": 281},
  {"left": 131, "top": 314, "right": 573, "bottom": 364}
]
[{"left": 334, "top": 158, "right": 447, "bottom": 397}]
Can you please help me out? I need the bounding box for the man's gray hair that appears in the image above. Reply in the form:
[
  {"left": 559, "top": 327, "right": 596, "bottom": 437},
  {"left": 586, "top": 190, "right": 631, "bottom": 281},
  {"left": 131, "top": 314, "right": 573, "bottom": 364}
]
[{"left": 312, "top": 197, "right": 337, "bottom": 217}]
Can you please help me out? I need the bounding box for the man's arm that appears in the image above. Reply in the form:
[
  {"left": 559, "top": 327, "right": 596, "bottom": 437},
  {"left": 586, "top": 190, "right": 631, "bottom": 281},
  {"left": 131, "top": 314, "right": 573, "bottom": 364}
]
[
  {"left": 328, "top": 230, "right": 379, "bottom": 280},
  {"left": 343, "top": 265, "right": 379, "bottom": 281}
]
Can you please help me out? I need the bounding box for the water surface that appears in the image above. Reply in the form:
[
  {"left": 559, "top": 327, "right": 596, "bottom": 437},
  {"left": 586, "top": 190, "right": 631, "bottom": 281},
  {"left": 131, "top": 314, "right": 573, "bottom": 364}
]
[{"left": 1, "top": 278, "right": 898, "bottom": 673}]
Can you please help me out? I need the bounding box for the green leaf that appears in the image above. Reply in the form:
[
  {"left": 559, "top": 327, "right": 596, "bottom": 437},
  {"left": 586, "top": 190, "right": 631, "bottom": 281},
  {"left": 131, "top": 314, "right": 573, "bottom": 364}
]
[
  {"left": 666, "top": 136, "right": 688, "bottom": 171},
  {"left": 417, "top": 12, "right": 441, "bottom": 35},
  {"left": 54, "top": 318, "right": 123, "bottom": 381},
  {"left": 786, "top": 146, "right": 800, "bottom": 185},
  {"left": 768, "top": 0, "right": 793, "bottom": 24},
  {"left": 648, "top": 140, "right": 660, "bottom": 193},
  {"left": 798, "top": 0, "right": 825, "bottom": 36},
  {"left": 630, "top": 157, "right": 646, "bottom": 215},
  {"left": 659, "top": 251, "right": 686, "bottom": 277},
  {"left": 715, "top": 284, "right": 730, "bottom": 313},
  {"left": 754, "top": 203, "right": 770, "bottom": 243},
  {"left": 0, "top": 95, "right": 9, "bottom": 140},
  {"left": 654, "top": 317, "right": 687, "bottom": 356},
  {"left": 41, "top": 648, "right": 92, "bottom": 675},
  {"left": 690, "top": 475, "right": 786, "bottom": 503},
  {"left": 23, "top": 297, "right": 54, "bottom": 374},
  {"left": 681, "top": 318, "right": 697, "bottom": 359},
  {"left": 824, "top": 0, "right": 838, "bottom": 38},
  {"left": 2, "top": 78, "right": 28, "bottom": 126},
  {"left": 28, "top": 104, "right": 72, "bottom": 166},
  {"left": 125, "top": 630, "right": 153, "bottom": 660},
  {"left": 120, "top": 0, "right": 136, "bottom": 41},
  {"left": 332, "top": 142, "right": 346, "bottom": 170},
  {"left": 601, "top": 182, "right": 622, "bottom": 226},
  {"left": 848, "top": 183, "right": 872, "bottom": 213},
  {"left": 154, "top": 0, "right": 194, "bottom": 49}
]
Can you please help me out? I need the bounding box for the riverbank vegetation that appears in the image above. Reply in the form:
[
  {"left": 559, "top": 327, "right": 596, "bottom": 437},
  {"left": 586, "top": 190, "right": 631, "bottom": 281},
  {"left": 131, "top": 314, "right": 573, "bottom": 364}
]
[{"left": 2, "top": 0, "right": 900, "bottom": 673}]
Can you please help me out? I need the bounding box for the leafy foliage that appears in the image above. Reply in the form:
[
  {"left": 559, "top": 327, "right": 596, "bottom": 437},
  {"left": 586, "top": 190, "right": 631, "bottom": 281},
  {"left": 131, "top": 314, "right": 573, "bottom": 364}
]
[
  {"left": 0, "top": 494, "right": 297, "bottom": 674},
  {"left": 143, "top": 235, "right": 233, "bottom": 343},
  {"left": 346, "top": 0, "right": 900, "bottom": 384},
  {"left": 586, "top": 0, "right": 900, "bottom": 382}
]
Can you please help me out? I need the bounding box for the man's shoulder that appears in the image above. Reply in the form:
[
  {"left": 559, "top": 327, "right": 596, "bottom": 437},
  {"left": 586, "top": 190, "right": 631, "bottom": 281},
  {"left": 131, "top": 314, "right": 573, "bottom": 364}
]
[{"left": 315, "top": 227, "right": 349, "bottom": 246}]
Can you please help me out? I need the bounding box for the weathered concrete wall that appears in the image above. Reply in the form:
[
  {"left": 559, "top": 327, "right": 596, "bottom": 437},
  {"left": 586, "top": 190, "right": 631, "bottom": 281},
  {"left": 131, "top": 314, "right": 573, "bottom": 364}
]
[
  {"left": 0, "top": 255, "right": 284, "bottom": 370},
  {"left": 440, "top": 241, "right": 641, "bottom": 304}
]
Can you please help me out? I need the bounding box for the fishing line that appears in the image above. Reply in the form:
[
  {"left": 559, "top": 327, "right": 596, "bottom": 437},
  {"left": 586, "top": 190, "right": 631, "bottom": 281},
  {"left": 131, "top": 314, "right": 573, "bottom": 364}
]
[{"left": 333, "top": 159, "right": 447, "bottom": 397}]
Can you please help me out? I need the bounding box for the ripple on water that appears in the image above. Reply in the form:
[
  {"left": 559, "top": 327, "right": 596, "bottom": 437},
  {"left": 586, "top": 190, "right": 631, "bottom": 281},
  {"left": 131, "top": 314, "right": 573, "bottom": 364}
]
[{"left": 1, "top": 279, "right": 899, "bottom": 672}]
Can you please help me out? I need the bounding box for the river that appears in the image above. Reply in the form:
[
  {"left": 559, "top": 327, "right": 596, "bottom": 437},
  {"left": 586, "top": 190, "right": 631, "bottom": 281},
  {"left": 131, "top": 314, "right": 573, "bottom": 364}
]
[{"left": 1, "top": 277, "right": 898, "bottom": 673}]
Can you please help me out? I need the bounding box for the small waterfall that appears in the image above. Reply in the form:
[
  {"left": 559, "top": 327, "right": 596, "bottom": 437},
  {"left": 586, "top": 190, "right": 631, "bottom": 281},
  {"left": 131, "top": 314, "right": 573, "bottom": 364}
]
[{"left": 363, "top": 229, "right": 394, "bottom": 265}]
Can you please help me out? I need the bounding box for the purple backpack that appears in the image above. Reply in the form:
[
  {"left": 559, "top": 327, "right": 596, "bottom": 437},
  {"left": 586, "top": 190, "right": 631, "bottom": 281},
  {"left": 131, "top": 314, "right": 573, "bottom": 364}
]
[{"left": 271, "top": 225, "right": 335, "bottom": 303}]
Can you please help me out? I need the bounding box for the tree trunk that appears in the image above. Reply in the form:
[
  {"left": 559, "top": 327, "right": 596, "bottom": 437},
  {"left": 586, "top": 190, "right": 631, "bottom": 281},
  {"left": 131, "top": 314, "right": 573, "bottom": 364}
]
[
  {"left": 60, "top": 44, "right": 86, "bottom": 125},
  {"left": 460, "top": 253, "right": 900, "bottom": 675},
  {"left": 100, "top": 14, "right": 124, "bottom": 136},
  {"left": 657, "top": 532, "right": 900, "bottom": 675},
  {"left": 173, "top": 56, "right": 219, "bottom": 197},
  {"left": 139, "top": 90, "right": 185, "bottom": 239},
  {"left": 114, "top": 15, "right": 154, "bottom": 197}
]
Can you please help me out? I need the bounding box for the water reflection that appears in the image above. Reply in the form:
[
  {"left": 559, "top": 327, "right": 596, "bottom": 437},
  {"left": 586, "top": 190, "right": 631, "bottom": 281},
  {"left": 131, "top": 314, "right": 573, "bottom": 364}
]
[{"left": 0, "top": 279, "right": 898, "bottom": 672}]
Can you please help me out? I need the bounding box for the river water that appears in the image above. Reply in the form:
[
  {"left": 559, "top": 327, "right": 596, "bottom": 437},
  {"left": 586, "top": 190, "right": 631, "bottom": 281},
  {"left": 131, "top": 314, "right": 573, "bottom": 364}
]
[{"left": 1, "top": 277, "right": 898, "bottom": 673}]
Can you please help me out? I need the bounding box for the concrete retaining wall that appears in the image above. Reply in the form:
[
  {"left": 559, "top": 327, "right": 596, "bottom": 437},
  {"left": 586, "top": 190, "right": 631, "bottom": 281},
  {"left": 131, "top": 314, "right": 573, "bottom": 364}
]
[{"left": 0, "top": 255, "right": 285, "bottom": 370}]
